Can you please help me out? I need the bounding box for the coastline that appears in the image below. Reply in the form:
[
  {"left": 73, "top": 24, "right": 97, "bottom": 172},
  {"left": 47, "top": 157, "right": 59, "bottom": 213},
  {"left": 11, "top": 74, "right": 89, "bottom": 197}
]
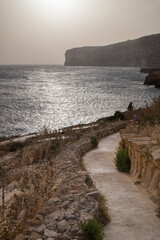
[
  {"left": 1, "top": 95, "right": 160, "bottom": 239},
  {"left": 0, "top": 112, "right": 127, "bottom": 144}
]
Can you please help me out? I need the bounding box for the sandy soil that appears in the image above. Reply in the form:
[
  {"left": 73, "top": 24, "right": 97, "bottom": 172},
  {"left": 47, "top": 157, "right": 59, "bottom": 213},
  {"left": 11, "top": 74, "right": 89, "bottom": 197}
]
[{"left": 83, "top": 133, "right": 160, "bottom": 240}]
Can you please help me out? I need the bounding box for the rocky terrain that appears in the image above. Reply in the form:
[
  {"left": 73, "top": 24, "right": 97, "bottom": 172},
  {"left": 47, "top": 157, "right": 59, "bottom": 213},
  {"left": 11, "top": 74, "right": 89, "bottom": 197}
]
[
  {"left": 65, "top": 33, "right": 160, "bottom": 67},
  {"left": 0, "top": 121, "right": 125, "bottom": 240},
  {"left": 144, "top": 71, "right": 160, "bottom": 88}
]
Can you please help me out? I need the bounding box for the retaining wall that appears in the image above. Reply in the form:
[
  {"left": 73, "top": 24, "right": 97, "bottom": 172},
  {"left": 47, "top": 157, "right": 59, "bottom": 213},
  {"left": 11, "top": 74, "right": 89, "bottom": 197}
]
[{"left": 120, "top": 129, "right": 160, "bottom": 202}]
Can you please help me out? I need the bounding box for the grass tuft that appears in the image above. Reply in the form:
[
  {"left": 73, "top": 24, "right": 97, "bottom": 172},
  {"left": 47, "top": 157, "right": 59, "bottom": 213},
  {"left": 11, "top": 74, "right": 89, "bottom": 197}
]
[
  {"left": 80, "top": 219, "right": 104, "bottom": 240},
  {"left": 114, "top": 141, "right": 131, "bottom": 173},
  {"left": 97, "top": 193, "right": 110, "bottom": 225}
]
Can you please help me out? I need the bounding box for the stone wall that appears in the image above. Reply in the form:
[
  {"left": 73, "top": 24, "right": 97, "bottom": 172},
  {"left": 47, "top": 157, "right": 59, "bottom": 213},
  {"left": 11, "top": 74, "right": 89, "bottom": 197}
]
[
  {"left": 120, "top": 129, "right": 160, "bottom": 202},
  {"left": 15, "top": 122, "right": 125, "bottom": 240}
]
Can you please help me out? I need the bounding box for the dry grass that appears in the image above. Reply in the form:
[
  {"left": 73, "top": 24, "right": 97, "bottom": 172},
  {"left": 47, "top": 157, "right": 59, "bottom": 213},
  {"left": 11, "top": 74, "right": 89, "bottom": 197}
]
[
  {"left": 126, "top": 96, "right": 160, "bottom": 143},
  {"left": 0, "top": 132, "right": 68, "bottom": 239},
  {"left": 0, "top": 160, "right": 59, "bottom": 239}
]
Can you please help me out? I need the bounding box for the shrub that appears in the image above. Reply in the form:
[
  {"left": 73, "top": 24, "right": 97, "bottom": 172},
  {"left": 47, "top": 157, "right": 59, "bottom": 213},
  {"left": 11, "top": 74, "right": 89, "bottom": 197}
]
[
  {"left": 97, "top": 193, "right": 110, "bottom": 225},
  {"left": 114, "top": 142, "right": 131, "bottom": 172},
  {"left": 9, "top": 141, "right": 23, "bottom": 152},
  {"left": 105, "top": 111, "right": 125, "bottom": 122},
  {"left": 114, "top": 111, "right": 126, "bottom": 120},
  {"left": 91, "top": 136, "right": 98, "bottom": 148},
  {"left": 80, "top": 219, "right": 104, "bottom": 240},
  {"left": 50, "top": 139, "right": 60, "bottom": 151}
]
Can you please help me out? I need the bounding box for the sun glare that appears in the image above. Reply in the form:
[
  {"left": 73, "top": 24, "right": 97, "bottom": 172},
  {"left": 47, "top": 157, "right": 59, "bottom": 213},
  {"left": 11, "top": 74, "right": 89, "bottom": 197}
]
[{"left": 38, "top": 0, "right": 77, "bottom": 16}]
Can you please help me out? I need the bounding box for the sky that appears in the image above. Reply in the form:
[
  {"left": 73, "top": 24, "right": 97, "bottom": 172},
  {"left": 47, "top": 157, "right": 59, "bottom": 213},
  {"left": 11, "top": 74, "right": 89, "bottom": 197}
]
[{"left": 0, "top": 0, "right": 160, "bottom": 65}]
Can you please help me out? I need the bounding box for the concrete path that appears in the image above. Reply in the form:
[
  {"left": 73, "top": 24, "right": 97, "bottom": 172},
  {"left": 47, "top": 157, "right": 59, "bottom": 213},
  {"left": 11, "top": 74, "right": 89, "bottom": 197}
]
[{"left": 83, "top": 133, "right": 160, "bottom": 240}]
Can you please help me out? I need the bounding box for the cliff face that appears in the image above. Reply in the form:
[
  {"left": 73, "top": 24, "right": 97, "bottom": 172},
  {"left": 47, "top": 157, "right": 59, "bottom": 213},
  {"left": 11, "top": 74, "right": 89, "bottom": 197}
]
[
  {"left": 65, "top": 33, "right": 160, "bottom": 67},
  {"left": 144, "top": 71, "right": 160, "bottom": 88}
]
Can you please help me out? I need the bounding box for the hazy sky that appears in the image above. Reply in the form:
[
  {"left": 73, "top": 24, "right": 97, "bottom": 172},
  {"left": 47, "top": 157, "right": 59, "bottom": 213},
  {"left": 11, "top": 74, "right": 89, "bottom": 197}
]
[{"left": 0, "top": 0, "right": 160, "bottom": 64}]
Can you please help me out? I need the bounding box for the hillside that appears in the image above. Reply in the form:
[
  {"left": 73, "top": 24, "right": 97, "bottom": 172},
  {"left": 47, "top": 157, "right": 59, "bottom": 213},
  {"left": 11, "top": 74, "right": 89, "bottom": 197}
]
[{"left": 65, "top": 33, "right": 160, "bottom": 67}]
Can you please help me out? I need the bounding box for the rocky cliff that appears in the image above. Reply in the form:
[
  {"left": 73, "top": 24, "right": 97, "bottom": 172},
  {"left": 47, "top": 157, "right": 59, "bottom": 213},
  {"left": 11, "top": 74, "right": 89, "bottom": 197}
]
[
  {"left": 144, "top": 71, "right": 160, "bottom": 88},
  {"left": 65, "top": 33, "right": 160, "bottom": 67}
]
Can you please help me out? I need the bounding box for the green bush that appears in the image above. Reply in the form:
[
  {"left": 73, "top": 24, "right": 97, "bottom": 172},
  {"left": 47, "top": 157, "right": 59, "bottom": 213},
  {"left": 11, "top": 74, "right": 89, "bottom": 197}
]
[
  {"left": 80, "top": 219, "right": 104, "bottom": 240},
  {"left": 91, "top": 136, "right": 98, "bottom": 148},
  {"left": 114, "top": 143, "right": 131, "bottom": 173},
  {"left": 50, "top": 139, "right": 60, "bottom": 151}
]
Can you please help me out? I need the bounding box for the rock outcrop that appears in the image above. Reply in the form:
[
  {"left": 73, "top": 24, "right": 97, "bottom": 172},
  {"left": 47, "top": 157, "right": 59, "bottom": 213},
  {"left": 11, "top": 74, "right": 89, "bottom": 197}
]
[
  {"left": 144, "top": 71, "right": 160, "bottom": 88},
  {"left": 120, "top": 129, "right": 160, "bottom": 202},
  {"left": 65, "top": 33, "right": 160, "bottom": 67},
  {"left": 140, "top": 68, "right": 160, "bottom": 73}
]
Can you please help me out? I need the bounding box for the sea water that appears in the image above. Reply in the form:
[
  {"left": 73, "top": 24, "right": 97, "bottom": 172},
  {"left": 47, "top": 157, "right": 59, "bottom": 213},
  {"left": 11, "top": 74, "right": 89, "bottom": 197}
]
[{"left": 0, "top": 65, "right": 160, "bottom": 137}]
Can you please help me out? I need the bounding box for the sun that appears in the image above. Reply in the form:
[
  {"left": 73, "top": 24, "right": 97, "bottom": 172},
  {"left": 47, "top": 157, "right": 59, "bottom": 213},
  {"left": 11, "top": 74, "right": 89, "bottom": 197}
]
[{"left": 37, "top": 0, "right": 77, "bottom": 15}]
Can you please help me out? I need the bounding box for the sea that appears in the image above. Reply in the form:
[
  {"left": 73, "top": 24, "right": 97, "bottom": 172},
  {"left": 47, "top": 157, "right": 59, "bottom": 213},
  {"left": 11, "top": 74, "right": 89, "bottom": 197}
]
[{"left": 0, "top": 65, "right": 160, "bottom": 138}]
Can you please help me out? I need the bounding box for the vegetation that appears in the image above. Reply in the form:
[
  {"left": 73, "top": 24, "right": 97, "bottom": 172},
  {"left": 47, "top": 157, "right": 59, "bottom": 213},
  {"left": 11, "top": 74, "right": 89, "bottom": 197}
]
[
  {"left": 105, "top": 111, "right": 126, "bottom": 122},
  {"left": 97, "top": 193, "right": 110, "bottom": 225},
  {"left": 50, "top": 138, "right": 60, "bottom": 151},
  {"left": 80, "top": 219, "right": 104, "bottom": 240},
  {"left": 91, "top": 136, "right": 98, "bottom": 148},
  {"left": 114, "top": 140, "right": 131, "bottom": 173},
  {"left": 125, "top": 96, "right": 160, "bottom": 144}
]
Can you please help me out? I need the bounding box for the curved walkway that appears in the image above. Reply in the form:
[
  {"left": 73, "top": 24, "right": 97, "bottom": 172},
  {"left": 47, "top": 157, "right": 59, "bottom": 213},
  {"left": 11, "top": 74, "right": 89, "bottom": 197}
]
[{"left": 83, "top": 133, "right": 160, "bottom": 240}]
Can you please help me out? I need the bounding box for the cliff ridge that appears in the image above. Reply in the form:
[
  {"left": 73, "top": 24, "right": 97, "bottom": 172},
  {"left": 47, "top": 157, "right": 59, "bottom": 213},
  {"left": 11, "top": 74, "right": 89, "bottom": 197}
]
[{"left": 65, "top": 33, "right": 160, "bottom": 67}]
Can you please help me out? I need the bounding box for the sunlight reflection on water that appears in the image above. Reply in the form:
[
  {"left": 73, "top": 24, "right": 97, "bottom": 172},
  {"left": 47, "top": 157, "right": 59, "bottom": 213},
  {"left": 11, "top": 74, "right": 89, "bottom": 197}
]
[{"left": 0, "top": 65, "right": 160, "bottom": 137}]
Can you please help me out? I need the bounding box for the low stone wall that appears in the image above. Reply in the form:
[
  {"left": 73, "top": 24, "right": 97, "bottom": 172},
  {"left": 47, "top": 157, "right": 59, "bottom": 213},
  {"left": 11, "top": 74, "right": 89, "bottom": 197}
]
[
  {"left": 120, "top": 129, "right": 160, "bottom": 202},
  {"left": 15, "top": 122, "right": 125, "bottom": 240}
]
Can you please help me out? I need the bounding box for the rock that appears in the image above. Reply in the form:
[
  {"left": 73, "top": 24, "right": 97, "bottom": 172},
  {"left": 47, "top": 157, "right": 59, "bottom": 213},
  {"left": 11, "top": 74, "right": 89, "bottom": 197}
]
[
  {"left": 71, "top": 224, "right": 79, "bottom": 233},
  {"left": 64, "top": 210, "right": 75, "bottom": 220},
  {"left": 44, "top": 229, "right": 58, "bottom": 238},
  {"left": 45, "top": 197, "right": 61, "bottom": 206},
  {"left": 57, "top": 220, "right": 71, "bottom": 233},
  {"left": 30, "top": 233, "right": 41, "bottom": 240},
  {"left": 44, "top": 210, "right": 64, "bottom": 224},
  {"left": 61, "top": 235, "right": 71, "bottom": 240},
  {"left": 80, "top": 211, "right": 92, "bottom": 222},
  {"left": 37, "top": 206, "right": 56, "bottom": 216},
  {"left": 61, "top": 201, "right": 69, "bottom": 209},
  {"left": 18, "top": 209, "right": 27, "bottom": 220},
  {"left": 35, "top": 224, "right": 46, "bottom": 234},
  {"left": 46, "top": 222, "right": 57, "bottom": 231},
  {"left": 86, "top": 191, "right": 99, "bottom": 199},
  {"left": 35, "top": 214, "right": 43, "bottom": 222},
  {"left": 144, "top": 71, "right": 160, "bottom": 88},
  {"left": 84, "top": 174, "right": 93, "bottom": 187}
]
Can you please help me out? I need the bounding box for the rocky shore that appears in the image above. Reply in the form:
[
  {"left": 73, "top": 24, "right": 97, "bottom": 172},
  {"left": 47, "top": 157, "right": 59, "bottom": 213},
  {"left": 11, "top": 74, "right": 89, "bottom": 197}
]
[{"left": 144, "top": 71, "right": 160, "bottom": 88}]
